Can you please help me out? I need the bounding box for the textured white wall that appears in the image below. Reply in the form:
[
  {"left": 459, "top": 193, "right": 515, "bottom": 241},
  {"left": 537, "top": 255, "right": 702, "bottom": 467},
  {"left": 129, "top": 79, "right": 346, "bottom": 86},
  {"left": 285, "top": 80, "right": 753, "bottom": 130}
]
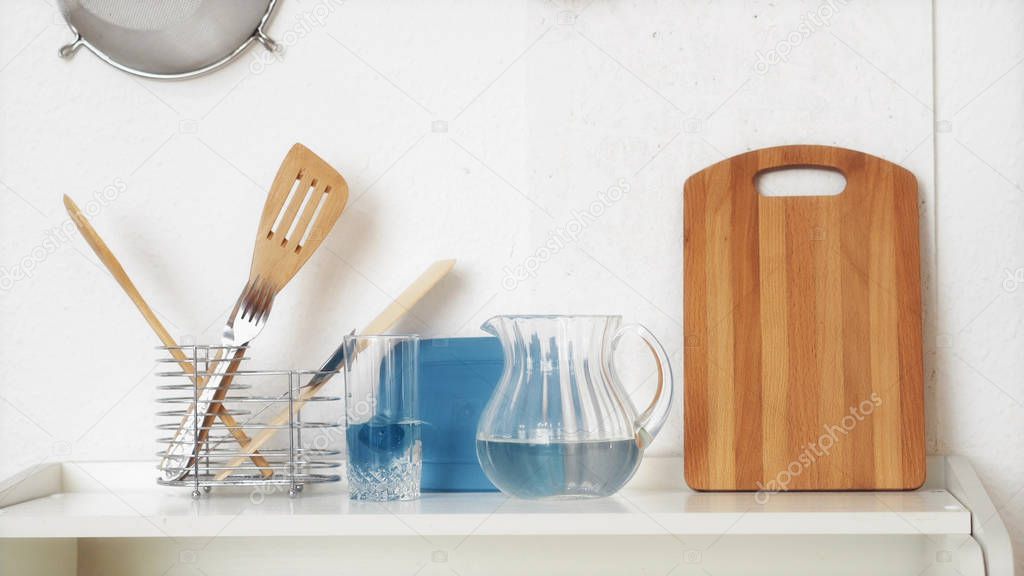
[
  {"left": 934, "top": 0, "right": 1024, "bottom": 569},
  {"left": 0, "top": 0, "right": 1017, "bottom": 569}
]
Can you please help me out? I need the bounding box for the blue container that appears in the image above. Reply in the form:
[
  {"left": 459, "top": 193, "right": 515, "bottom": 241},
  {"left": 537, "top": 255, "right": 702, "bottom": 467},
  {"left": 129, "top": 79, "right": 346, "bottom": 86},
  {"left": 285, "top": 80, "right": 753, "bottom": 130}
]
[{"left": 410, "top": 337, "right": 503, "bottom": 492}]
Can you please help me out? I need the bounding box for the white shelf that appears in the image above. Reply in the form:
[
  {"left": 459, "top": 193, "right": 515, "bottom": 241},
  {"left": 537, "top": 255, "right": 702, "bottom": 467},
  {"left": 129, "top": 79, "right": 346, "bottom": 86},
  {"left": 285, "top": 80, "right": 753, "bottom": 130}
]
[
  {"left": 0, "top": 458, "right": 972, "bottom": 539},
  {"left": 3, "top": 456, "right": 1014, "bottom": 576}
]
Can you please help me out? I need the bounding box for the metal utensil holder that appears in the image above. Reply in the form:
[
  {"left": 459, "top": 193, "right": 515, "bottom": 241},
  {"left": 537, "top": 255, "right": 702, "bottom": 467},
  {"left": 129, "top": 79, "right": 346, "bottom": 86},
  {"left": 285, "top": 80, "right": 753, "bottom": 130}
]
[{"left": 155, "top": 345, "right": 342, "bottom": 498}]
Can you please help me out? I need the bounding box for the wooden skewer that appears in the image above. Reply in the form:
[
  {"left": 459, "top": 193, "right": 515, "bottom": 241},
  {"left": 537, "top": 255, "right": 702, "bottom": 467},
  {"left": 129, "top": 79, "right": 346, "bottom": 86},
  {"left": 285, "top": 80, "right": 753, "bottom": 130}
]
[
  {"left": 63, "top": 195, "right": 273, "bottom": 477},
  {"left": 214, "top": 259, "right": 456, "bottom": 481}
]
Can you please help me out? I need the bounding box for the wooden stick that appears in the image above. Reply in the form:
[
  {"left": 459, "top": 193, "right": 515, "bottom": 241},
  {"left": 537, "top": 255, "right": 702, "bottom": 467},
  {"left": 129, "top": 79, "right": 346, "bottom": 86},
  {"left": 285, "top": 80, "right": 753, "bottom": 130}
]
[
  {"left": 214, "top": 259, "right": 456, "bottom": 481},
  {"left": 63, "top": 195, "right": 273, "bottom": 476}
]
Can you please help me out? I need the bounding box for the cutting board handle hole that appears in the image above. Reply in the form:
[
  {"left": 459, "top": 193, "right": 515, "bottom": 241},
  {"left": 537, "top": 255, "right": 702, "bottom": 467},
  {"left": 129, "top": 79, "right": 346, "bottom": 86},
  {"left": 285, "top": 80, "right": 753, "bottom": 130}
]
[{"left": 755, "top": 167, "right": 846, "bottom": 198}]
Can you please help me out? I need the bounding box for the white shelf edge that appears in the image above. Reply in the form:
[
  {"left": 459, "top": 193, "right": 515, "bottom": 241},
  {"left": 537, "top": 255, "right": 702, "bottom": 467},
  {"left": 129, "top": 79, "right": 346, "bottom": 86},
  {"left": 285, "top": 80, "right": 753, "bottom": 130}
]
[
  {"left": 0, "top": 456, "right": 980, "bottom": 540},
  {"left": 944, "top": 455, "right": 1015, "bottom": 576},
  {"left": 0, "top": 462, "right": 61, "bottom": 509}
]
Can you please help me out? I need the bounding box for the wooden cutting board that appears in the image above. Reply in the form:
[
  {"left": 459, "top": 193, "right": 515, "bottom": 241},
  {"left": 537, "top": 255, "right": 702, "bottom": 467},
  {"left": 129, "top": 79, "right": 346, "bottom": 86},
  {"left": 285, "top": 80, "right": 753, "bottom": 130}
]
[{"left": 683, "top": 145, "right": 925, "bottom": 491}]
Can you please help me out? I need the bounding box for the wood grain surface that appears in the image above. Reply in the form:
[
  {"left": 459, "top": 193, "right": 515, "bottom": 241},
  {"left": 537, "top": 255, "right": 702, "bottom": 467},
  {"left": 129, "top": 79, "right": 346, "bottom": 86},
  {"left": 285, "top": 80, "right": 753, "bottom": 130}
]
[
  {"left": 683, "top": 145, "right": 925, "bottom": 491},
  {"left": 251, "top": 143, "right": 350, "bottom": 292}
]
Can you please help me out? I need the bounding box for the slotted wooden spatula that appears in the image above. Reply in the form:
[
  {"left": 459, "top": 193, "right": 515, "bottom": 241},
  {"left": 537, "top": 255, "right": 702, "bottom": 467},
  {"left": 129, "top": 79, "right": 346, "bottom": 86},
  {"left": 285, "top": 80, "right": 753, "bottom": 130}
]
[
  {"left": 162, "top": 143, "right": 350, "bottom": 481},
  {"left": 249, "top": 143, "right": 351, "bottom": 294}
]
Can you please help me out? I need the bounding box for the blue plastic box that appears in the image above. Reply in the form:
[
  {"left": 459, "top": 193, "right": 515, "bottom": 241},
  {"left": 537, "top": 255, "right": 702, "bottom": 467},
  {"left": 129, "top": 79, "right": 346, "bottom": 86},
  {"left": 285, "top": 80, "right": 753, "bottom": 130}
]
[{"left": 414, "top": 337, "right": 503, "bottom": 492}]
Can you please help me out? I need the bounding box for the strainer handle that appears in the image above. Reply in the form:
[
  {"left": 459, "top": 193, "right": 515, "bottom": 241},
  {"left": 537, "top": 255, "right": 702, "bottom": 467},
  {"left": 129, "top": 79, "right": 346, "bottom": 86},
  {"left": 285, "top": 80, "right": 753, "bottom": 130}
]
[
  {"left": 611, "top": 323, "right": 674, "bottom": 450},
  {"left": 256, "top": 29, "right": 281, "bottom": 53},
  {"left": 58, "top": 34, "right": 84, "bottom": 59}
]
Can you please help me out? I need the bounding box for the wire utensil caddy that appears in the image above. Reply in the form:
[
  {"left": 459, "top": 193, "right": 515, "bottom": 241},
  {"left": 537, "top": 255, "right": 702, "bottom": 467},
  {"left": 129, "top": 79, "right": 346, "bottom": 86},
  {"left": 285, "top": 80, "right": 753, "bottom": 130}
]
[{"left": 155, "top": 345, "right": 342, "bottom": 498}]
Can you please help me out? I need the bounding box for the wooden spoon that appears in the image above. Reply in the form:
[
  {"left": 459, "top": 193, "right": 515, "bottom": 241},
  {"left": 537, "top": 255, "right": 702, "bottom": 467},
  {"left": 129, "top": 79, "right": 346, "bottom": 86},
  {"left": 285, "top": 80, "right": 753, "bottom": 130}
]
[{"left": 63, "top": 194, "right": 272, "bottom": 476}]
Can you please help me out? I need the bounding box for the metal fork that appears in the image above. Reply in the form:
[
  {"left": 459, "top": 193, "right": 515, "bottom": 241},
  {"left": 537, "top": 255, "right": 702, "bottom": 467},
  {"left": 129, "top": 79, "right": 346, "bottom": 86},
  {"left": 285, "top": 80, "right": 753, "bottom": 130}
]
[{"left": 159, "top": 278, "right": 276, "bottom": 481}]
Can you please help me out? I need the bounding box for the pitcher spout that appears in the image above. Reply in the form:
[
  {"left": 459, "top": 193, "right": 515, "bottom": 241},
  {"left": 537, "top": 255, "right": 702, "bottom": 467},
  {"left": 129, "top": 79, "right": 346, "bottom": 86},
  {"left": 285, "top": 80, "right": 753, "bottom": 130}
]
[{"left": 480, "top": 316, "right": 506, "bottom": 338}]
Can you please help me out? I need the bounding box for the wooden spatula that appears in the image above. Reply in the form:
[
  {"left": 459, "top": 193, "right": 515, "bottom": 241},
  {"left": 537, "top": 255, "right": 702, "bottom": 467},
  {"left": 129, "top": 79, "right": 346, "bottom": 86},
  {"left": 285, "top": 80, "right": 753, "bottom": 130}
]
[
  {"left": 249, "top": 143, "right": 350, "bottom": 294},
  {"left": 163, "top": 143, "right": 350, "bottom": 481}
]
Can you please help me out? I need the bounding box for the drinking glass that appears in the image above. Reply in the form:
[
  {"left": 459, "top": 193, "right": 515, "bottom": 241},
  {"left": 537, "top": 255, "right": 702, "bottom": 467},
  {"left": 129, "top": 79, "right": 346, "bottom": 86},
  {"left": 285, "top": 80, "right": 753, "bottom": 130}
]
[{"left": 344, "top": 334, "right": 421, "bottom": 501}]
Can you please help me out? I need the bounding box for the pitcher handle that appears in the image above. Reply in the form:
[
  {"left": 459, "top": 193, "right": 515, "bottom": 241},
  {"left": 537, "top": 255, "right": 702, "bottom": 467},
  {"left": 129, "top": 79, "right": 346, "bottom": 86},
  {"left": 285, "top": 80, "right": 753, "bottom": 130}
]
[{"left": 611, "top": 324, "right": 674, "bottom": 450}]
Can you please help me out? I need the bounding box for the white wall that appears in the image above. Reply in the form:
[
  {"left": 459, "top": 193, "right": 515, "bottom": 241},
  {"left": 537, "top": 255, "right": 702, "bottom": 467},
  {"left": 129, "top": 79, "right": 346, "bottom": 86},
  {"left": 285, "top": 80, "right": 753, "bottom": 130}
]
[
  {"left": 934, "top": 0, "right": 1024, "bottom": 568},
  {"left": 0, "top": 0, "right": 1018, "bottom": 570}
]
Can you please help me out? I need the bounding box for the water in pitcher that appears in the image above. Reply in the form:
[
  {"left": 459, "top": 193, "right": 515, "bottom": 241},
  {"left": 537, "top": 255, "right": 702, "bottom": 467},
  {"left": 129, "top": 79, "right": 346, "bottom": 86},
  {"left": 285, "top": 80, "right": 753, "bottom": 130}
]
[
  {"left": 476, "top": 315, "right": 674, "bottom": 499},
  {"left": 476, "top": 438, "right": 640, "bottom": 499}
]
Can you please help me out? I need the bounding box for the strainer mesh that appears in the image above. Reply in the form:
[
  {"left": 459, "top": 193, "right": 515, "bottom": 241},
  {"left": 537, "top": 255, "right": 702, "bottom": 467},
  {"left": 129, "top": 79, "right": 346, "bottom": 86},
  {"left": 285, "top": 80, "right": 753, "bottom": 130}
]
[
  {"left": 79, "top": 0, "right": 204, "bottom": 31},
  {"left": 58, "top": 0, "right": 274, "bottom": 77}
]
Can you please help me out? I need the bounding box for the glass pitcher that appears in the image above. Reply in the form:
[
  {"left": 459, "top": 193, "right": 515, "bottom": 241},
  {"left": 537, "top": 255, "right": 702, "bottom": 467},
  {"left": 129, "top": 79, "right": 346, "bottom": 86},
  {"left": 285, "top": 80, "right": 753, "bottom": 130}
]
[{"left": 476, "top": 315, "right": 673, "bottom": 499}]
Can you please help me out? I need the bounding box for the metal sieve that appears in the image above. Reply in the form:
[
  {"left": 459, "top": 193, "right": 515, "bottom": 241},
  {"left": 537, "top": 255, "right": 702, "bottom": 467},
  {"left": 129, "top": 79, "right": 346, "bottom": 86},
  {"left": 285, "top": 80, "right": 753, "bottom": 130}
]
[{"left": 57, "top": 0, "right": 281, "bottom": 79}]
